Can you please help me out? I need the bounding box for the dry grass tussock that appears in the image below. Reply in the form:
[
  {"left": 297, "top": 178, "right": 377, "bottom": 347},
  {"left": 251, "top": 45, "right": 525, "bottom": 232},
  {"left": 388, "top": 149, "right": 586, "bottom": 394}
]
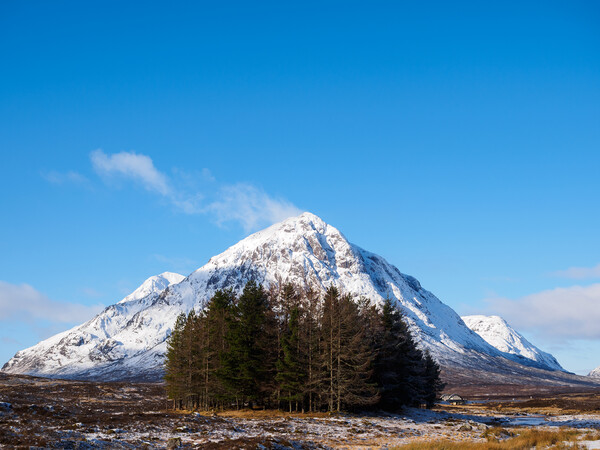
[{"left": 396, "top": 427, "right": 597, "bottom": 449}]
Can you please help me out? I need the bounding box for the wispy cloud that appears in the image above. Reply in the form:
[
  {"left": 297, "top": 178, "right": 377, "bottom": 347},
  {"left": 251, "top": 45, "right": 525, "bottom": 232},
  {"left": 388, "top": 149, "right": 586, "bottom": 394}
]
[
  {"left": 91, "top": 149, "right": 171, "bottom": 196},
  {"left": 201, "top": 168, "right": 216, "bottom": 182},
  {"left": 0, "top": 281, "right": 104, "bottom": 324},
  {"left": 42, "top": 170, "right": 89, "bottom": 185},
  {"left": 486, "top": 283, "right": 600, "bottom": 340},
  {"left": 80, "top": 287, "right": 103, "bottom": 299},
  {"left": 208, "top": 183, "right": 302, "bottom": 232},
  {"left": 1, "top": 336, "right": 21, "bottom": 346},
  {"left": 552, "top": 263, "right": 600, "bottom": 280},
  {"left": 89, "top": 149, "right": 301, "bottom": 231}
]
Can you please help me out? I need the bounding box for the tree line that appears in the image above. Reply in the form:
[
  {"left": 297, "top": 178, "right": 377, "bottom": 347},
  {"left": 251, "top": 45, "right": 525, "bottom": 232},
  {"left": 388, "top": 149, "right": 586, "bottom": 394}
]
[{"left": 164, "top": 280, "right": 444, "bottom": 412}]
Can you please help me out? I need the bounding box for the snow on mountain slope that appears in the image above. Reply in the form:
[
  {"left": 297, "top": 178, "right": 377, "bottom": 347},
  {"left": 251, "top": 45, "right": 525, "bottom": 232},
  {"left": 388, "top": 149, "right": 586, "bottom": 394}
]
[
  {"left": 150, "top": 213, "right": 501, "bottom": 362},
  {"left": 1, "top": 272, "right": 184, "bottom": 379},
  {"left": 0, "top": 213, "right": 568, "bottom": 381},
  {"left": 118, "top": 272, "right": 184, "bottom": 304},
  {"left": 461, "top": 315, "right": 563, "bottom": 371},
  {"left": 589, "top": 366, "right": 600, "bottom": 378}
]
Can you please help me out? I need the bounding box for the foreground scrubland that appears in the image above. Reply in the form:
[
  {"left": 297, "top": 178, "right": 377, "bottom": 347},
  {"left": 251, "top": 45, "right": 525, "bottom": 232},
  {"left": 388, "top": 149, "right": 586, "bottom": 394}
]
[{"left": 1, "top": 374, "right": 599, "bottom": 449}]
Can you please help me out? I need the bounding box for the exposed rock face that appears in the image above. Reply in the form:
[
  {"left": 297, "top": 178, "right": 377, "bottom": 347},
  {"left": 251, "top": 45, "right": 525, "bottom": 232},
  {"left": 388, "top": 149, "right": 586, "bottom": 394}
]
[{"left": 1, "top": 213, "right": 577, "bottom": 382}]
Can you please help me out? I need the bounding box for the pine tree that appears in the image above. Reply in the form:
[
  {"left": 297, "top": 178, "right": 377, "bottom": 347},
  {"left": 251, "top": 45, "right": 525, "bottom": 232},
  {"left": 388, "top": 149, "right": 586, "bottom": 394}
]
[
  {"left": 391, "top": 304, "right": 429, "bottom": 407},
  {"left": 422, "top": 350, "right": 445, "bottom": 408},
  {"left": 164, "top": 312, "right": 187, "bottom": 409},
  {"left": 320, "top": 287, "right": 378, "bottom": 411},
  {"left": 372, "top": 299, "right": 445, "bottom": 408},
  {"left": 336, "top": 294, "right": 379, "bottom": 410},
  {"left": 301, "top": 287, "right": 321, "bottom": 412},
  {"left": 204, "top": 288, "right": 236, "bottom": 409},
  {"left": 320, "top": 286, "right": 339, "bottom": 412},
  {"left": 276, "top": 305, "right": 305, "bottom": 411},
  {"left": 372, "top": 298, "right": 415, "bottom": 410},
  {"left": 181, "top": 309, "right": 202, "bottom": 409},
  {"left": 224, "top": 280, "right": 273, "bottom": 408}
]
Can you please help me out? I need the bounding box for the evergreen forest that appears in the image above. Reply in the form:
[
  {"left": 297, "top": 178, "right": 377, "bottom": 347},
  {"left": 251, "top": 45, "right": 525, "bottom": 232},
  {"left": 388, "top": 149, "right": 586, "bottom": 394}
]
[{"left": 164, "top": 281, "right": 444, "bottom": 412}]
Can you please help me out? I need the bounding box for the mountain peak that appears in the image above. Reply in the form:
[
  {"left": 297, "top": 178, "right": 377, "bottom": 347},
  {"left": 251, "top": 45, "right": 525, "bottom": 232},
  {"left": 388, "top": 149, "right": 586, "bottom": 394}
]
[
  {"left": 258, "top": 211, "right": 331, "bottom": 238},
  {"left": 468, "top": 315, "right": 508, "bottom": 327},
  {"left": 202, "top": 212, "right": 346, "bottom": 271},
  {"left": 118, "top": 272, "right": 184, "bottom": 304},
  {"left": 462, "top": 315, "right": 563, "bottom": 371},
  {"left": 156, "top": 272, "right": 186, "bottom": 283},
  {"left": 295, "top": 211, "right": 324, "bottom": 221},
  {"left": 293, "top": 211, "right": 328, "bottom": 227}
]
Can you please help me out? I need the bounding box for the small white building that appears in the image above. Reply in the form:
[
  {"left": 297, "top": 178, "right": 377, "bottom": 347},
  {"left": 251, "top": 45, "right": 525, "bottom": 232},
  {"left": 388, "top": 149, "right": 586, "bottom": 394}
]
[{"left": 441, "top": 393, "right": 465, "bottom": 405}]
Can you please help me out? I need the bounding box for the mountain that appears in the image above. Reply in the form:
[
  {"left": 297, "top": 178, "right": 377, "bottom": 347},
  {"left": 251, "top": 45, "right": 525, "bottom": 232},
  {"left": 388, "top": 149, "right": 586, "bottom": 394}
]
[
  {"left": 1, "top": 272, "right": 184, "bottom": 380},
  {"left": 589, "top": 367, "right": 600, "bottom": 378},
  {"left": 1, "top": 212, "right": 590, "bottom": 385},
  {"left": 461, "top": 315, "right": 563, "bottom": 371},
  {"left": 118, "top": 272, "right": 185, "bottom": 304}
]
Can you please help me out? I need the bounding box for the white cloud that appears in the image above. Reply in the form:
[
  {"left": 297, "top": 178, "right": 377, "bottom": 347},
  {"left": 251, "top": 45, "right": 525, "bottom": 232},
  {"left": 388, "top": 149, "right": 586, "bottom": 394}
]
[
  {"left": 90, "top": 149, "right": 205, "bottom": 214},
  {"left": 89, "top": 150, "right": 301, "bottom": 231},
  {"left": 486, "top": 283, "right": 600, "bottom": 340},
  {"left": 0, "top": 281, "right": 104, "bottom": 324},
  {"left": 552, "top": 263, "right": 600, "bottom": 280},
  {"left": 207, "top": 183, "right": 302, "bottom": 232},
  {"left": 91, "top": 149, "right": 171, "bottom": 196}
]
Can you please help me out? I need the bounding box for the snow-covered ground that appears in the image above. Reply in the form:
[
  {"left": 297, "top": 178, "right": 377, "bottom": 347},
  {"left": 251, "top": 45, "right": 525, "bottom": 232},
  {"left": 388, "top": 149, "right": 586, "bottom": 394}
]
[
  {"left": 4, "top": 402, "right": 600, "bottom": 448},
  {"left": 69, "top": 409, "right": 600, "bottom": 449},
  {"left": 1, "top": 374, "right": 599, "bottom": 448}
]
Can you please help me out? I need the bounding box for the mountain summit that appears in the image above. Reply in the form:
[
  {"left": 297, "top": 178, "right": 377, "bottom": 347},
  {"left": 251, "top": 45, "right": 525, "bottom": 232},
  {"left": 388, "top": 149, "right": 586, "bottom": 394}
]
[
  {"left": 461, "top": 315, "right": 563, "bottom": 371},
  {"left": 118, "top": 272, "right": 185, "bottom": 304},
  {"left": 2, "top": 212, "right": 568, "bottom": 381}
]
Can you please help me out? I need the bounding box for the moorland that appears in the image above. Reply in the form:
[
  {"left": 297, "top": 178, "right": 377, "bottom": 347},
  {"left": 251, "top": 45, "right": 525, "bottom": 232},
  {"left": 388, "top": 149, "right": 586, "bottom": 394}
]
[{"left": 1, "top": 373, "right": 600, "bottom": 449}]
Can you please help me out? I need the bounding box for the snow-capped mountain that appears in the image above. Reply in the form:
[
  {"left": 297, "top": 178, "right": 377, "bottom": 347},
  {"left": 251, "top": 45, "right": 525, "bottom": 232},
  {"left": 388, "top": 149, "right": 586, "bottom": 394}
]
[
  {"left": 1, "top": 213, "right": 570, "bottom": 381},
  {"left": 589, "top": 367, "right": 600, "bottom": 378},
  {"left": 461, "top": 315, "right": 563, "bottom": 371},
  {"left": 2, "top": 272, "right": 184, "bottom": 380}
]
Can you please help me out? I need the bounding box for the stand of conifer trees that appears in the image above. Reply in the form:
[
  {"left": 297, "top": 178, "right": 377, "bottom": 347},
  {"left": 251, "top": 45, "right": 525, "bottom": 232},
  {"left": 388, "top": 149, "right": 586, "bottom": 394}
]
[{"left": 164, "top": 281, "right": 444, "bottom": 412}]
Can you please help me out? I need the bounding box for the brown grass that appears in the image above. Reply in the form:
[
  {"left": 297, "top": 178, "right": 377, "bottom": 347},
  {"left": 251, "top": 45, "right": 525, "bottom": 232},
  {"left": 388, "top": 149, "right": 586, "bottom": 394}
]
[
  {"left": 396, "top": 427, "right": 591, "bottom": 449},
  {"left": 583, "top": 431, "right": 600, "bottom": 440},
  {"left": 448, "top": 391, "right": 600, "bottom": 415},
  {"left": 195, "top": 408, "right": 342, "bottom": 419}
]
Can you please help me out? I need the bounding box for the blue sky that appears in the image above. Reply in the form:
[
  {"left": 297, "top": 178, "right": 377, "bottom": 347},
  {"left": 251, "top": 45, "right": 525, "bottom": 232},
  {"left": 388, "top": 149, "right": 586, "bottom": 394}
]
[{"left": 1, "top": 1, "right": 599, "bottom": 374}]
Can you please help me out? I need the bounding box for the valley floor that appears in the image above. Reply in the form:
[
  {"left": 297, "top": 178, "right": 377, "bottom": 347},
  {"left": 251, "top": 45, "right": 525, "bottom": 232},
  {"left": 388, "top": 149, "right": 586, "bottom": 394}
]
[{"left": 1, "top": 373, "right": 600, "bottom": 449}]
